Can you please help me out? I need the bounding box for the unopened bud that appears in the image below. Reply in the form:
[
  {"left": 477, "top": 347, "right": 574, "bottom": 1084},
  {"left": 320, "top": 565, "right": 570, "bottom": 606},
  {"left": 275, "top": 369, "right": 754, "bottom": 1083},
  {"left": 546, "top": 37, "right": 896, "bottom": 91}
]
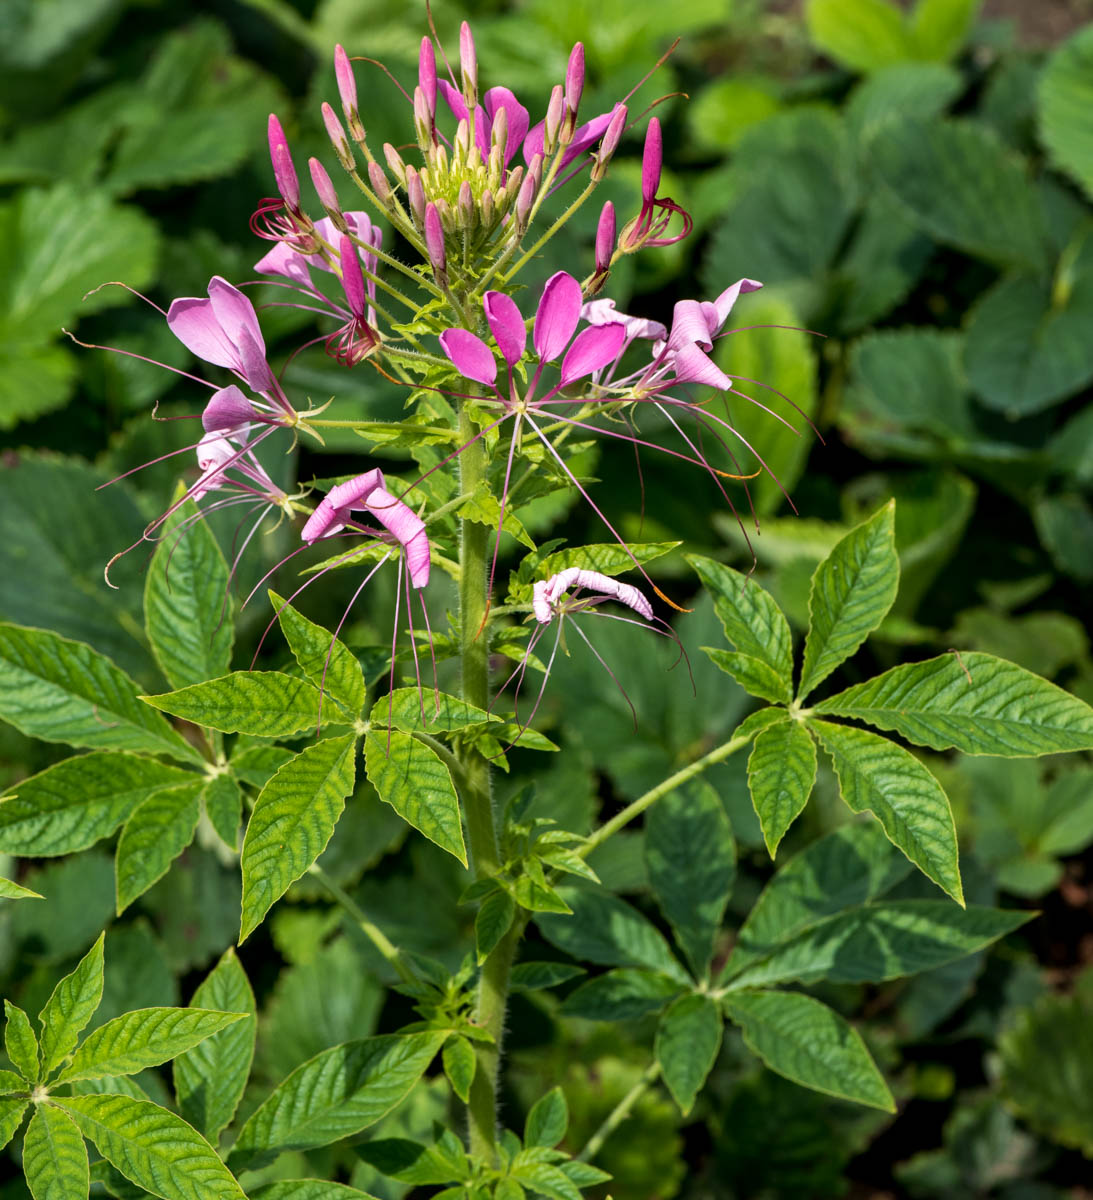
[
  {"left": 480, "top": 188, "right": 495, "bottom": 226},
  {"left": 383, "top": 143, "right": 406, "bottom": 187},
  {"left": 406, "top": 166, "right": 425, "bottom": 226},
  {"left": 424, "top": 202, "right": 446, "bottom": 277},
  {"left": 454, "top": 118, "right": 470, "bottom": 161},
  {"left": 526, "top": 154, "right": 542, "bottom": 194},
  {"left": 591, "top": 104, "right": 627, "bottom": 182},
  {"left": 458, "top": 180, "right": 475, "bottom": 229},
  {"left": 641, "top": 117, "right": 662, "bottom": 205},
  {"left": 419, "top": 37, "right": 437, "bottom": 118},
  {"left": 414, "top": 86, "right": 434, "bottom": 155},
  {"left": 334, "top": 45, "right": 365, "bottom": 142},
  {"left": 503, "top": 165, "right": 524, "bottom": 208},
  {"left": 268, "top": 114, "right": 299, "bottom": 210},
  {"left": 368, "top": 160, "right": 393, "bottom": 208},
  {"left": 595, "top": 200, "right": 615, "bottom": 273},
  {"left": 488, "top": 142, "right": 504, "bottom": 185},
  {"left": 491, "top": 107, "right": 509, "bottom": 159},
  {"left": 515, "top": 170, "right": 536, "bottom": 232},
  {"left": 543, "top": 86, "right": 564, "bottom": 156},
  {"left": 321, "top": 103, "right": 354, "bottom": 171},
  {"left": 460, "top": 21, "right": 478, "bottom": 110},
  {"left": 309, "top": 158, "right": 347, "bottom": 231},
  {"left": 565, "top": 43, "right": 585, "bottom": 119}
]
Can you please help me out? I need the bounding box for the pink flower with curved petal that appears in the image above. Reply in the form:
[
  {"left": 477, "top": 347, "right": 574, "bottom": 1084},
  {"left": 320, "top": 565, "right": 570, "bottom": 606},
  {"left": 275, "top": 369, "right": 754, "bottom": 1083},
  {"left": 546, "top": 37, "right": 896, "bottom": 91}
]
[{"left": 167, "top": 277, "right": 273, "bottom": 393}]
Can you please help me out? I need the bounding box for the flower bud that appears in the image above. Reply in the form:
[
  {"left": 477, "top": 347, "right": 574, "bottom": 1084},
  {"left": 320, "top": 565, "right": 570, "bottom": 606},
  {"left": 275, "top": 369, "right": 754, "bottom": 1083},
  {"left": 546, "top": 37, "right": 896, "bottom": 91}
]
[
  {"left": 424, "top": 202, "right": 446, "bottom": 277},
  {"left": 419, "top": 38, "right": 437, "bottom": 118},
  {"left": 595, "top": 200, "right": 615, "bottom": 273},
  {"left": 515, "top": 169, "right": 536, "bottom": 233},
  {"left": 591, "top": 104, "right": 627, "bottom": 182},
  {"left": 334, "top": 45, "right": 365, "bottom": 142},
  {"left": 321, "top": 102, "right": 354, "bottom": 171},
  {"left": 543, "top": 85, "right": 564, "bottom": 155},
  {"left": 404, "top": 167, "right": 424, "bottom": 228},
  {"left": 458, "top": 180, "right": 475, "bottom": 229},
  {"left": 480, "top": 187, "right": 495, "bottom": 227},
  {"left": 526, "top": 153, "right": 542, "bottom": 194},
  {"left": 309, "top": 158, "right": 347, "bottom": 231},
  {"left": 460, "top": 21, "right": 478, "bottom": 110},
  {"left": 414, "top": 86, "right": 434, "bottom": 155},
  {"left": 641, "top": 117, "right": 662, "bottom": 205},
  {"left": 454, "top": 118, "right": 471, "bottom": 161},
  {"left": 368, "top": 160, "right": 393, "bottom": 208},
  {"left": 268, "top": 114, "right": 299, "bottom": 210},
  {"left": 565, "top": 43, "right": 584, "bottom": 120},
  {"left": 383, "top": 142, "right": 407, "bottom": 187},
  {"left": 491, "top": 106, "right": 509, "bottom": 159}
]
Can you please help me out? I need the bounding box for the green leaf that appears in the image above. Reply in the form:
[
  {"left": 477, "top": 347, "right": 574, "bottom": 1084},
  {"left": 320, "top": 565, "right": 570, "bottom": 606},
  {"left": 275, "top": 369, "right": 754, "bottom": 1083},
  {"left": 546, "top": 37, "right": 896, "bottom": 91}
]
[
  {"left": 748, "top": 720, "right": 819, "bottom": 856},
  {"left": 354, "top": 1136, "right": 468, "bottom": 1185},
  {"left": 798, "top": 501, "right": 898, "bottom": 700},
  {"left": 870, "top": 117, "right": 1048, "bottom": 270},
  {"left": 0, "top": 753, "right": 193, "bottom": 858},
  {"left": 712, "top": 292, "right": 819, "bottom": 516},
  {"left": 508, "top": 542, "right": 679, "bottom": 604},
  {"left": 142, "top": 672, "right": 327, "bottom": 738},
  {"left": 731, "top": 706, "right": 790, "bottom": 743},
  {"left": 22, "top": 1103, "right": 89, "bottom": 1200},
  {"left": 0, "top": 342, "right": 76, "bottom": 431},
  {"left": 374, "top": 688, "right": 501, "bottom": 736},
  {"left": 702, "top": 649, "right": 790, "bottom": 705},
  {"left": 239, "top": 733, "right": 358, "bottom": 943},
  {"left": 173, "top": 949, "right": 256, "bottom": 1143},
  {"left": 145, "top": 499, "right": 232, "bottom": 691},
  {"left": 687, "top": 555, "right": 793, "bottom": 696},
  {"left": 115, "top": 783, "right": 202, "bottom": 914},
  {"left": 0, "top": 877, "right": 41, "bottom": 900},
  {"left": 809, "top": 719, "right": 962, "bottom": 902},
  {"left": 1038, "top": 25, "right": 1093, "bottom": 201},
  {"left": 656, "top": 994, "right": 722, "bottom": 1115},
  {"left": 38, "top": 934, "right": 105, "bottom": 1078},
  {"left": 805, "top": 0, "right": 913, "bottom": 73},
  {"left": 645, "top": 781, "right": 735, "bottom": 978},
  {"left": 510, "top": 962, "right": 587, "bottom": 992},
  {"left": 965, "top": 259, "right": 1093, "bottom": 418},
  {"left": 561, "top": 968, "right": 684, "bottom": 1020},
  {"left": 525, "top": 1086, "right": 568, "bottom": 1148},
  {"left": 5, "top": 1001, "right": 39, "bottom": 1082},
  {"left": 475, "top": 890, "right": 516, "bottom": 964},
  {"left": 536, "top": 886, "right": 688, "bottom": 983},
  {"left": 270, "top": 592, "right": 365, "bottom": 717},
  {"left": 364, "top": 730, "right": 466, "bottom": 866},
  {"left": 0, "top": 624, "right": 198, "bottom": 762},
  {"left": 1033, "top": 492, "right": 1093, "bottom": 584},
  {"left": 251, "top": 1185, "right": 379, "bottom": 1200},
  {"left": 724, "top": 990, "right": 894, "bottom": 1112},
  {"left": 56, "top": 1008, "right": 244, "bottom": 1084},
  {"left": 910, "top": 0, "right": 981, "bottom": 61},
  {"left": 724, "top": 900, "right": 1030, "bottom": 989},
  {"left": 442, "top": 1035, "right": 476, "bottom": 1105},
  {"left": 814, "top": 652, "right": 1093, "bottom": 755},
  {"left": 229, "top": 1032, "right": 446, "bottom": 1168},
  {"left": 202, "top": 773, "right": 242, "bottom": 851},
  {"left": 0, "top": 1098, "right": 27, "bottom": 1150},
  {"left": 55, "top": 1093, "right": 246, "bottom": 1200}
]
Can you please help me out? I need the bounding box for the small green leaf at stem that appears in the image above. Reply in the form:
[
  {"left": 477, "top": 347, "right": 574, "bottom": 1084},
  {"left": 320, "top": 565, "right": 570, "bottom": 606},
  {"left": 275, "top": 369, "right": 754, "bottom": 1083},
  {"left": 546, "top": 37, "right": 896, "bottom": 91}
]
[
  {"left": 561, "top": 968, "right": 685, "bottom": 1021},
  {"left": 4, "top": 1000, "right": 39, "bottom": 1082},
  {"left": 269, "top": 591, "right": 366, "bottom": 717},
  {"left": 724, "top": 989, "right": 895, "bottom": 1112},
  {"left": 442, "top": 1035, "right": 476, "bottom": 1105},
  {"left": 475, "top": 890, "right": 516, "bottom": 964},
  {"left": 22, "top": 1103, "right": 89, "bottom": 1200},
  {"left": 748, "top": 720, "right": 818, "bottom": 857},
  {"left": 202, "top": 773, "right": 243, "bottom": 851},
  {"left": 798, "top": 499, "right": 898, "bottom": 701},
  {"left": 524, "top": 1086, "right": 568, "bottom": 1148},
  {"left": 656, "top": 994, "right": 723, "bottom": 1115},
  {"left": 37, "top": 934, "right": 105, "bottom": 1079},
  {"left": 115, "top": 783, "right": 202, "bottom": 914},
  {"left": 0, "top": 1098, "right": 26, "bottom": 1151}
]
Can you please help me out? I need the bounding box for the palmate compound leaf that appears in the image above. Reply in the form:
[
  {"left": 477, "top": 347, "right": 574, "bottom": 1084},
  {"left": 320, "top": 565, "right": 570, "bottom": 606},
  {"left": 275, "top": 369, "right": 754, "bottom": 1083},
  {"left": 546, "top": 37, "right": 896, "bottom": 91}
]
[
  {"left": 145, "top": 498, "right": 232, "bottom": 691},
  {"left": 23, "top": 1102, "right": 89, "bottom": 1200},
  {"left": 722, "top": 900, "right": 1030, "bottom": 990},
  {"left": 0, "top": 623, "right": 199, "bottom": 763},
  {"left": 115, "top": 783, "right": 202, "bottom": 914},
  {"left": 228, "top": 1031, "right": 447, "bottom": 1170},
  {"left": 38, "top": 934, "right": 105, "bottom": 1079},
  {"left": 808, "top": 719, "right": 962, "bottom": 902},
  {"left": 240, "top": 733, "right": 358, "bottom": 943},
  {"left": 644, "top": 781, "right": 736, "bottom": 979},
  {"left": 55, "top": 1007, "right": 245, "bottom": 1084},
  {"left": 54, "top": 1093, "right": 246, "bottom": 1200},
  {"left": 687, "top": 555, "right": 793, "bottom": 699},
  {"left": 173, "top": 948, "right": 256, "bottom": 1143},
  {"left": 269, "top": 592, "right": 366, "bottom": 718},
  {"left": 0, "top": 753, "right": 194, "bottom": 858},
  {"left": 798, "top": 501, "right": 899, "bottom": 700},
  {"left": 656, "top": 994, "right": 723, "bottom": 1115},
  {"left": 364, "top": 728, "right": 467, "bottom": 866},
  {"left": 142, "top": 671, "right": 328, "bottom": 739},
  {"left": 747, "top": 720, "right": 818, "bottom": 858},
  {"left": 723, "top": 990, "right": 895, "bottom": 1112},
  {"left": 813, "top": 652, "right": 1093, "bottom": 756}
]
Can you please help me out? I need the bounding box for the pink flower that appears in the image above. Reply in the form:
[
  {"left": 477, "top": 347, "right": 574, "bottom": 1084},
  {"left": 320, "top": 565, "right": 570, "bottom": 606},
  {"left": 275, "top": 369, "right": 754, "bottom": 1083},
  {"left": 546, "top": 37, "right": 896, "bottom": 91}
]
[{"left": 618, "top": 118, "right": 692, "bottom": 251}]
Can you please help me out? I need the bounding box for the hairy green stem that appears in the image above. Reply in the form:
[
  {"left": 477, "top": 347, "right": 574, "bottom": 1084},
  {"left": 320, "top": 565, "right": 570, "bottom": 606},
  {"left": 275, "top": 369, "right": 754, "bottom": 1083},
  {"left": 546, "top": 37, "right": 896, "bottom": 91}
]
[
  {"left": 577, "top": 1062, "right": 661, "bottom": 1162},
  {"left": 580, "top": 731, "right": 751, "bottom": 859}
]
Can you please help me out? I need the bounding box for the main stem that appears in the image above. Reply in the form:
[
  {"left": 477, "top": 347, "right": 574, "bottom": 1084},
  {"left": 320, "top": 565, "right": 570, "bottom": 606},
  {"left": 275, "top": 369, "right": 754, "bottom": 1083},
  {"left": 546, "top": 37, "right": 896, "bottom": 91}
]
[{"left": 456, "top": 399, "right": 513, "bottom": 1162}]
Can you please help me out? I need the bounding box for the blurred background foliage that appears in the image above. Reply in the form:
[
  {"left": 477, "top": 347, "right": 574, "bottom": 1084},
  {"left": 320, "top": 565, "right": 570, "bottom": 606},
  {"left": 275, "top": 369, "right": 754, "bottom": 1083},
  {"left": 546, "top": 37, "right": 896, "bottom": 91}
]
[{"left": 1, "top": 0, "right": 1093, "bottom": 1195}]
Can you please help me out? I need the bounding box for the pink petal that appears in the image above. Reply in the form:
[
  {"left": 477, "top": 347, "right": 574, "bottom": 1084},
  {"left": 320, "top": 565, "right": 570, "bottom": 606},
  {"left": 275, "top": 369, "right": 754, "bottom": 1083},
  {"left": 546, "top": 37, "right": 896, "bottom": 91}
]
[
  {"left": 545, "top": 567, "right": 652, "bottom": 620},
  {"left": 438, "top": 78, "right": 470, "bottom": 127},
  {"left": 532, "top": 579, "right": 553, "bottom": 624},
  {"left": 439, "top": 329, "right": 497, "bottom": 385},
  {"left": 236, "top": 326, "right": 275, "bottom": 395},
  {"left": 483, "top": 292, "right": 526, "bottom": 367},
  {"left": 301, "top": 497, "right": 343, "bottom": 543},
  {"left": 671, "top": 341, "right": 732, "bottom": 390},
  {"left": 339, "top": 234, "right": 367, "bottom": 319},
  {"left": 712, "top": 277, "right": 764, "bottom": 330},
  {"left": 366, "top": 483, "right": 430, "bottom": 588},
  {"left": 533, "top": 271, "right": 582, "bottom": 362},
  {"left": 580, "top": 299, "right": 667, "bottom": 343},
  {"left": 641, "top": 117, "right": 662, "bottom": 204},
  {"left": 202, "top": 386, "right": 257, "bottom": 433},
  {"left": 667, "top": 299, "right": 716, "bottom": 351},
  {"left": 327, "top": 467, "right": 385, "bottom": 512},
  {"left": 208, "top": 277, "right": 266, "bottom": 361},
  {"left": 559, "top": 323, "right": 626, "bottom": 385},
  {"left": 254, "top": 241, "right": 314, "bottom": 286},
  {"left": 483, "top": 87, "right": 530, "bottom": 165},
  {"left": 167, "top": 297, "right": 237, "bottom": 370}
]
